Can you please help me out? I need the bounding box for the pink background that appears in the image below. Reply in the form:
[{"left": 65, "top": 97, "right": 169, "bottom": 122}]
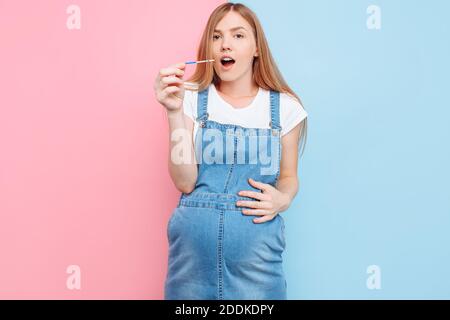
[{"left": 0, "top": 0, "right": 225, "bottom": 299}]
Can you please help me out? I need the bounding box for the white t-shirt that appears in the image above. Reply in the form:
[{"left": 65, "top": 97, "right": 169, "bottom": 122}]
[{"left": 182, "top": 82, "right": 308, "bottom": 146}]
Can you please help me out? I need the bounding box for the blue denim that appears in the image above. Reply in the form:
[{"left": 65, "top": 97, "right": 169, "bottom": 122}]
[{"left": 164, "top": 86, "right": 287, "bottom": 300}]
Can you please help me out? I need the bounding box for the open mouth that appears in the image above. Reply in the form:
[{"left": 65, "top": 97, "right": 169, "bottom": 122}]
[{"left": 220, "top": 57, "right": 236, "bottom": 67}]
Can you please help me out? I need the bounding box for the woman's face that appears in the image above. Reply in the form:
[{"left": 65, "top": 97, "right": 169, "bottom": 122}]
[{"left": 212, "top": 11, "right": 258, "bottom": 82}]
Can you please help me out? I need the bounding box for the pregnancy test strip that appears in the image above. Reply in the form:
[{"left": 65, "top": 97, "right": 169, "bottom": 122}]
[{"left": 185, "top": 59, "right": 215, "bottom": 65}]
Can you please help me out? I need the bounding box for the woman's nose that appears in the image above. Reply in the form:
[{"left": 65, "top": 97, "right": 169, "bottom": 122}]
[{"left": 221, "top": 37, "right": 232, "bottom": 51}]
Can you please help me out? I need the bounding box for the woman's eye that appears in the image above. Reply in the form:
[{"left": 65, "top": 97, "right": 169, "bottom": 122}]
[{"left": 213, "top": 34, "right": 243, "bottom": 40}]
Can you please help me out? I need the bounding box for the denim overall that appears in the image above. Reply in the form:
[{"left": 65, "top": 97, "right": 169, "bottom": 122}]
[{"left": 164, "top": 85, "right": 286, "bottom": 300}]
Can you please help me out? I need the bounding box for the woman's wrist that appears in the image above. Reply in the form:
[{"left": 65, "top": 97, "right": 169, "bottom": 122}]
[
  {"left": 166, "top": 107, "right": 186, "bottom": 136},
  {"left": 166, "top": 107, "right": 184, "bottom": 119},
  {"left": 275, "top": 187, "right": 295, "bottom": 213},
  {"left": 279, "top": 192, "right": 292, "bottom": 212}
]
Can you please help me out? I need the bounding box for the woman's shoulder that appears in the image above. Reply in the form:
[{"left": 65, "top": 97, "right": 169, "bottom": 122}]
[
  {"left": 277, "top": 91, "right": 307, "bottom": 135},
  {"left": 262, "top": 88, "right": 302, "bottom": 107},
  {"left": 184, "top": 82, "right": 204, "bottom": 102},
  {"left": 182, "top": 82, "right": 199, "bottom": 105},
  {"left": 268, "top": 90, "right": 306, "bottom": 118},
  {"left": 279, "top": 91, "right": 303, "bottom": 109}
]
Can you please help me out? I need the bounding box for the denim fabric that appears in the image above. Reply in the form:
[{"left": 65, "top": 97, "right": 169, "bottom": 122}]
[{"left": 164, "top": 86, "right": 287, "bottom": 300}]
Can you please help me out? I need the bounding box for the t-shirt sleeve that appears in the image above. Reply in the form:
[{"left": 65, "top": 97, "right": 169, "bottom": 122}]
[
  {"left": 182, "top": 89, "right": 197, "bottom": 122},
  {"left": 280, "top": 93, "right": 308, "bottom": 136}
]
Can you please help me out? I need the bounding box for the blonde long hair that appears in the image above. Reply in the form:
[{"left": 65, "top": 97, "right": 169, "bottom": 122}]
[{"left": 185, "top": 2, "right": 308, "bottom": 158}]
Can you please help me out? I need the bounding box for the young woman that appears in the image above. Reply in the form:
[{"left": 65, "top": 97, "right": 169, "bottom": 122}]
[{"left": 154, "top": 2, "right": 308, "bottom": 300}]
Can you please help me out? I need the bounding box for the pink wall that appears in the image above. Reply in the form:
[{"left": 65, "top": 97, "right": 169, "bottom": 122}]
[{"left": 0, "top": 0, "right": 225, "bottom": 299}]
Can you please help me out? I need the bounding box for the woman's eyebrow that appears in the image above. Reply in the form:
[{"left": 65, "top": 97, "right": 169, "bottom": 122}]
[{"left": 214, "top": 26, "right": 247, "bottom": 33}]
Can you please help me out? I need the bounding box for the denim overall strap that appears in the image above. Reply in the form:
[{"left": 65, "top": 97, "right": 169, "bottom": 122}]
[
  {"left": 269, "top": 90, "right": 281, "bottom": 131},
  {"left": 196, "top": 87, "right": 209, "bottom": 127}
]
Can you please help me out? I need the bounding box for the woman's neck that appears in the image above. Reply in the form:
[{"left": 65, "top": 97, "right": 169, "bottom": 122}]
[{"left": 217, "top": 79, "right": 259, "bottom": 98}]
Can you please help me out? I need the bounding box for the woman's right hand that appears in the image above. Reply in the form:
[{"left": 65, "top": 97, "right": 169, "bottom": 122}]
[{"left": 153, "top": 62, "right": 186, "bottom": 113}]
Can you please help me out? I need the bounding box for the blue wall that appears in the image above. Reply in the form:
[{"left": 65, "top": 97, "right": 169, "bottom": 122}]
[{"left": 241, "top": 0, "right": 450, "bottom": 299}]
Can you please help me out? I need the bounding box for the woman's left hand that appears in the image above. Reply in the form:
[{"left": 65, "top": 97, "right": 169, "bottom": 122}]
[{"left": 236, "top": 178, "right": 291, "bottom": 223}]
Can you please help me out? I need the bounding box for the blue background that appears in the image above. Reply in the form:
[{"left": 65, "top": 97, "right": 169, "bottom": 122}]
[{"left": 241, "top": 0, "right": 450, "bottom": 299}]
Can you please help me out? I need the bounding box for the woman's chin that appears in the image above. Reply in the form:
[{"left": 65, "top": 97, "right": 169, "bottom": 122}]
[{"left": 215, "top": 71, "right": 241, "bottom": 82}]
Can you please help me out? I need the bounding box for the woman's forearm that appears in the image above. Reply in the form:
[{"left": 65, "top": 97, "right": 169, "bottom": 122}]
[{"left": 166, "top": 109, "right": 198, "bottom": 193}]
